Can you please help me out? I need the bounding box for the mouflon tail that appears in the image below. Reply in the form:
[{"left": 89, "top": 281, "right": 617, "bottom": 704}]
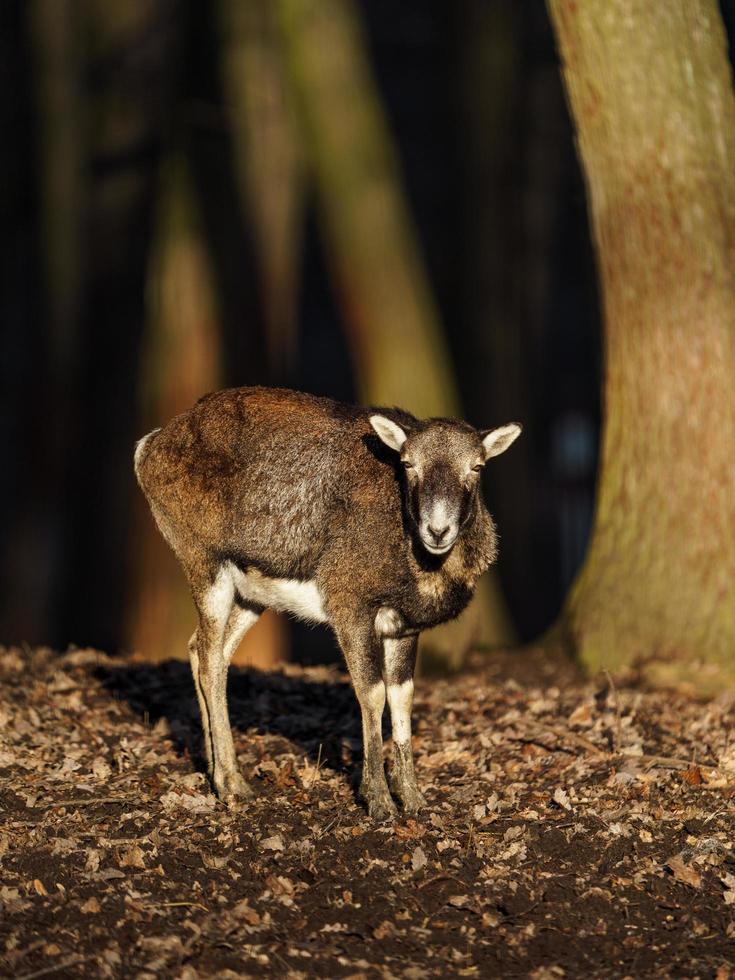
[{"left": 133, "top": 428, "right": 161, "bottom": 486}]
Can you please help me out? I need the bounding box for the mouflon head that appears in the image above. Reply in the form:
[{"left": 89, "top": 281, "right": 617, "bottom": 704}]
[{"left": 369, "top": 413, "right": 521, "bottom": 557}]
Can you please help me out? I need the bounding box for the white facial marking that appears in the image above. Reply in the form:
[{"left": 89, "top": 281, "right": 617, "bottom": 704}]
[
  {"left": 387, "top": 678, "right": 414, "bottom": 745},
  {"left": 422, "top": 540, "right": 455, "bottom": 555},
  {"left": 420, "top": 498, "right": 458, "bottom": 555},
  {"left": 228, "top": 563, "right": 327, "bottom": 624},
  {"left": 427, "top": 498, "right": 450, "bottom": 528}
]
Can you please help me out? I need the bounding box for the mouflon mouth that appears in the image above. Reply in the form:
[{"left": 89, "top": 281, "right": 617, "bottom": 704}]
[{"left": 421, "top": 536, "right": 457, "bottom": 556}]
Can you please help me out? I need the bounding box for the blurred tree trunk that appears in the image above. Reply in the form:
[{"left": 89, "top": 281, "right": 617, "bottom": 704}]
[
  {"left": 31, "top": 0, "right": 83, "bottom": 374},
  {"left": 129, "top": 158, "right": 219, "bottom": 665},
  {"left": 453, "top": 1, "right": 541, "bottom": 639},
  {"left": 179, "top": 2, "right": 269, "bottom": 390},
  {"left": 546, "top": 0, "right": 735, "bottom": 693},
  {"left": 277, "top": 0, "right": 456, "bottom": 416},
  {"left": 56, "top": 1, "right": 181, "bottom": 652},
  {"left": 217, "top": 0, "right": 304, "bottom": 380},
  {"left": 128, "top": 157, "right": 287, "bottom": 669},
  {"left": 455, "top": 2, "right": 597, "bottom": 643},
  {"left": 129, "top": 3, "right": 291, "bottom": 669},
  {"left": 4, "top": 0, "right": 84, "bottom": 641},
  {"left": 0, "top": 3, "right": 48, "bottom": 642},
  {"left": 278, "top": 0, "right": 515, "bottom": 668},
  {"left": 214, "top": 0, "right": 306, "bottom": 666}
]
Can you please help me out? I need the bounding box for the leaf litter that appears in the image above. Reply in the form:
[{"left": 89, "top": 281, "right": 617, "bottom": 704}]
[{"left": 2, "top": 644, "right": 735, "bottom": 977}]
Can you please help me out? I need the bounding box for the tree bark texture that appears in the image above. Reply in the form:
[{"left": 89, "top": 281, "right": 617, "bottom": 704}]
[{"left": 547, "top": 0, "right": 735, "bottom": 692}]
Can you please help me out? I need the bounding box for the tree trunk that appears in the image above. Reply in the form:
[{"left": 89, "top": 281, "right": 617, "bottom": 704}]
[
  {"left": 127, "top": 156, "right": 288, "bottom": 670},
  {"left": 55, "top": 0, "right": 179, "bottom": 652},
  {"left": 452, "top": 0, "right": 546, "bottom": 640},
  {"left": 217, "top": 0, "right": 304, "bottom": 380},
  {"left": 0, "top": 2, "right": 48, "bottom": 643},
  {"left": 277, "top": 0, "right": 515, "bottom": 666},
  {"left": 276, "top": 0, "right": 456, "bottom": 417},
  {"left": 546, "top": 0, "right": 735, "bottom": 693}
]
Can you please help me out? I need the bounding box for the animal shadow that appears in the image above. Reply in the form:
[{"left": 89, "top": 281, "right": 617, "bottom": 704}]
[{"left": 98, "top": 658, "right": 366, "bottom": 789}]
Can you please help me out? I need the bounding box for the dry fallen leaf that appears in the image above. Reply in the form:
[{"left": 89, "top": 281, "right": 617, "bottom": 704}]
[
  {"left": 568, "top": 702, "right": 593, "bottom": 727},
  {"left": 553, "top": 787, "right": 572, "bottom": 811},
  {"left": 682, "top": 766, "right": 702, "bottom": 786},
  {"left": 411, "top": 846, "right": 428, "bottom": 872},
  {"left": 394, "top": 819, "right": 426, "bottom": 840},
  {"left": 666, "top": 853, "right": 702, "bottom": 889},
  {"left": 255, "top": 760, "right": 280, "bottom": 782},
  {"left": 92, "top": 757, "right": 112, "bottom": 781},
  {"left": 7, "top": 643, "right": 735, "bottom": 976},
  {"left": 720, "top": 872, "right": 735, "bottom": 905},
  {"left": 118, "top": 845, "right": 146, "bottom": 869},
  {"left": 201, "top": 851, "right": 230, "bottom": 870},
  {"left": 265, "top": 874, "right": 297, "bottom": 905},
  {"left": 160, "top": 790, "right": 215, "bottom": 814},
  {"left": 84, "top": 849, "right": 102, "bottom": 873},
  {"left": 448, "top": 895, "right": 474, "bottom": 910},
  {"left": 232, "top": 899, "right": 261, "bottom": 926},
  {"left": 373, "top": 920, "right": 398, "bottom": 940}
]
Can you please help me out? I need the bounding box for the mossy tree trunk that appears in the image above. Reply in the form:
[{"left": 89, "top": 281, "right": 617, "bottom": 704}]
[{"left": 546, "top": 0, "right": 735, "bottom": 692}]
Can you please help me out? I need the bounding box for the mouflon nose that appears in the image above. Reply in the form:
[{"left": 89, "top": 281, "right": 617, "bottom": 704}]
[{"left": 428, "top": 523, "right": 451, "bottom": 544}]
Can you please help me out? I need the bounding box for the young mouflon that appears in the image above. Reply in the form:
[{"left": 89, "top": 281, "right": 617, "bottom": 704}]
[{"left": 134, "top": 386, "right": 520, "bottom": 819}]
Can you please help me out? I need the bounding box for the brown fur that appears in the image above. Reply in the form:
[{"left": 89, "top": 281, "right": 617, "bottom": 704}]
[{"left": 135, "top": 386, "right": 520, "bottom": 819}]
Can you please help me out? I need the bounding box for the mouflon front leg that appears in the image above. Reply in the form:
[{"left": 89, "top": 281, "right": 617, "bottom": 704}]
[
  {"left": 333, "top": 618, "right": 397, "bottom": 821},
  {"left": 190, "top": 569, "right": 257, "bottom": 805},
  {"left": 384, "top": 635, "right": 426, "bottom": 813}
]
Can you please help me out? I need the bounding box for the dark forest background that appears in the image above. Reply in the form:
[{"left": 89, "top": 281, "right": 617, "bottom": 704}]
[{"left": 4, "top": 0, "right": 730, "bottom": 666}]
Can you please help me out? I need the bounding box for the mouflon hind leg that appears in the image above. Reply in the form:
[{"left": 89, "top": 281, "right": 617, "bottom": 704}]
[
  {"left": 189, "top": 566, "right": 258, "bottom": 805},
  {"left": 384, "top": 635, "right": 426, "bottom": 813},
  {"left": 188, "top": 629, "right": 214, "bottom": 778},
  {"left": 334, "top": 617, "right": 397, "bottom": 821}
]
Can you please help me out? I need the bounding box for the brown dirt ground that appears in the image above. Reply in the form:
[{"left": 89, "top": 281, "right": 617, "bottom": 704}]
[{"left": 2, "top": 645, "right": 735, "bottom": 979}]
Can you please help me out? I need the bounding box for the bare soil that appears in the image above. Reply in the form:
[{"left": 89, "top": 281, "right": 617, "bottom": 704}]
[{"left": 2, "top": 645, "right": 735, "bottom": 978}]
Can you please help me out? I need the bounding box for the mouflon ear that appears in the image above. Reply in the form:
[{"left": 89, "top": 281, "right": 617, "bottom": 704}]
[
  {"left": 370, "top": 414, "right": 408, "bottom": 452},
  {"left": 480, "top": 423, "right": 522, "bottom": 461}
]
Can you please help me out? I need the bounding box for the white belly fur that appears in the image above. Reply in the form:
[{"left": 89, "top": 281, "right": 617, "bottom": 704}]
[{"left": 228, "top": 563, "right": 327, "bottom": 624}]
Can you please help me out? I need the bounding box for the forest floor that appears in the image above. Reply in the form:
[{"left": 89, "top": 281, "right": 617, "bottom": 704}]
[{"left": 2, "top": 646, "right": 735, "bottom": 979}]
